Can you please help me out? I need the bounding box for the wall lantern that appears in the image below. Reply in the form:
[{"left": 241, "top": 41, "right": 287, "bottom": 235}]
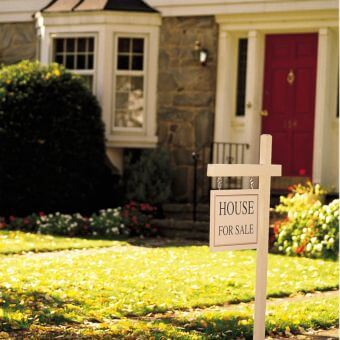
[{"left": 194, "top": 40, "right": 208, "bottom": 66}]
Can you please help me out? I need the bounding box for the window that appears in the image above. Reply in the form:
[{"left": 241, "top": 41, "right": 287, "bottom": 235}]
[
  {"left": 113, "top": 37, "right": 145, "bottom": 129},
  {"left": 53, "top": 37, "right": 95, "bottom": 90},
  {"left": 235, "top": 38, "right": 248, "bottom": 117}
]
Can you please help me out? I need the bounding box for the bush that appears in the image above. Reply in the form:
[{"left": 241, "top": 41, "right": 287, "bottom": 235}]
[
  {"left": 273, "top": 183, "right": 338, "bottom": 259},
  {"left": 0, "top": 61, "right": 118, "bottom": 216},
  {"left": 89, "top": 208, "right": 126, "bottom": 237},
  {"left": 121, "top": 201, "right": 158, "bottom": 237},
  {"left": 124, "top": 148, "right": 172, "bottom": 206},
  {"left": 3, "top": 209, "right": 125, "bottom": 238}
]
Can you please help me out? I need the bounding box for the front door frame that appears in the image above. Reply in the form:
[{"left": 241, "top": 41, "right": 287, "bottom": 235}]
[{"left": 214, "top": 11, "right": 338, "bottom": 186}]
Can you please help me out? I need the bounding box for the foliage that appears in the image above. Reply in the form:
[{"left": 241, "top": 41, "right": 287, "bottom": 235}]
[
  {"left": 273, "top": 199, "right": 339, "bottom": 258},
  {"left": 89, "top": 208, "right": 126, "bottom": 237},
  {"left": 0, "top": 241, "right": 337, "bottom": 333},
  {"left": 276, "top": 181, "right": 327, "bottom": 214},
  {"left": 121, "top": 201, "right": 158, "bottom": 236},
  {"left": 1, "top": 208, "right": 125, "bottom": 238},
  {"left": 0, "top": 60, "right": 117, "bottom": 216},
  {"left": 124, "top": 148, "right": 172, "bottom": 205},
  {"left": 0, "top": 230, "right": 122, "bottom": 255},
  {"left": 1, "top": 296, "right": 337, "bottom": 338},
  {"left": 273, "top": 182, "right": 338, "bottom": 259}
]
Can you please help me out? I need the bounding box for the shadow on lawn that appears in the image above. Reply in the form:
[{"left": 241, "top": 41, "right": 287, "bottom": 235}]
[
  {"left": 0, "top": 286, "right": 80, "bottom": 331},
  {"left": 125, "top": 237, "right": 208, "bottom": 248}
]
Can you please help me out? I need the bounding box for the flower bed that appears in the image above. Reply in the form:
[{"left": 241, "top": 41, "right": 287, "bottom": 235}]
[
  {"left": 272, "top": 182, "right": 339, "bottom": 259},
  {"left": 0, "top": 201, "right": 158, "bottom": 238}
]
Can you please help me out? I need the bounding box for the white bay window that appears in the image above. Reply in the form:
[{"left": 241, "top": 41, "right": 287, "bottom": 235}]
[
  {"left": 113, "top": 36, "right": 146, "bottom": 130},
  {"left": 36, "top": 3, "right": 161, "bottom": 171}
]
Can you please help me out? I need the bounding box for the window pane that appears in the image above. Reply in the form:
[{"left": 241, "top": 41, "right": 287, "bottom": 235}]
[
  {"left": 118, "top": 38, "right": 130, "bottom": 53},
  {"left": 236, "top": 38, "right": 248, "bottom": 117},
  {"left": 66, "top": 55, "right": 75, "bottom": 69},
  {"left": 114, "top": 75, "right": 144, "bottom": 128},
  {"left": 132, "top": 56, "right": 143, "bottom": 70},
  {"left": 55, "top": 39, "right": 64, "bottom": 53},
  {"left": 66, "top": 38, "right": 75, "bottom": 52},
  {"left": 131, "top": 76, "right": 143, "bottom": 91},
  {"left": 132, "top": 38, "right": 144, "bottom": 53},
  {"left": 118, "top": 55, "right": 129, "bottom": 70},
  {"left": 116, "top": 76, "right": 130, "bottom": 92},
  {"left": 88, "top": 38, "right": 94, "bottom": 52},
  {"left": 87, "top": 54, "right": 94, "bottom": 69},
  {"left": 81, "top": 75, "right": 93, "bottom": 91},
  {"left": 77, "top": 55, "right": 86, "bottom": 69},
  {"left": 115, "top": 92, "right": 129, "bottom": 110},
  {"left": 55, "top": 54, "right": 63, "bottom": 65},
  {"left": 53, "top": 37, "right": 94, "bottom": 71},
  {"left": 78, "top": 38, "right": 86, "bottom": 52}
]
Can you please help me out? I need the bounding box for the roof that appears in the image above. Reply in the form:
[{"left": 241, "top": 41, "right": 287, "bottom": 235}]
[{"left": 42, "top": 0, "right": 158, "bottom": 13}]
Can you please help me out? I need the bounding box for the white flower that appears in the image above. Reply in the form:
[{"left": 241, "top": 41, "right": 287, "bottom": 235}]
[{"left": 315, "top": 243, "right": 323, "bottom": 252}]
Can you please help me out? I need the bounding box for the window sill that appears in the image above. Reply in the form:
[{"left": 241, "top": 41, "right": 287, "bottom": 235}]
[{"left": 106, "top": 135, "right": 158, "bottom": 148}]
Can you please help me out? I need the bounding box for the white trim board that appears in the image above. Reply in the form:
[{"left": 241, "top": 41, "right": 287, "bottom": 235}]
[
  {"left": 0, "top": 0, "right": 49, "bottom": 22},
  {"left": 147, "top": 0, "right": 338, "bottom": 17}
]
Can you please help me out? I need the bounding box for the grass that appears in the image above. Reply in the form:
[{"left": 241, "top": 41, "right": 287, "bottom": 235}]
[
  {"left": 0, "top": 230, "right": 122, "bottom": 254},
  {"left": 3, "top": 296, "right": 338, "bottom": 339},
  {"left": 0, "top": 239, "right": 338, "bottom": 337}
]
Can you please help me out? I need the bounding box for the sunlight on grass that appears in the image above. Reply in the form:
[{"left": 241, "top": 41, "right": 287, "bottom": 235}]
[
  {"left": 0, "top": 241, "right": 337, "bottom": 334},
  {"left": 7, "top": 296, "right": 338, "bottom": 338},
  {"left": 0, "top": 231, "right": 122, "bottom": 254}
]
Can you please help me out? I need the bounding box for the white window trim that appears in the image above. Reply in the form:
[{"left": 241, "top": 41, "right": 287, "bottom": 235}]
[
  {"left": 48, "top": 32, "right": 98, "bottom": 95},
  {"left": 112, "top": 33, "right": 148, "bottom": 134},
  {"left": 232, "top": 33, "right": 248, "bottom": 128},
  {"left": 38, "top": 11, "right": 161, "bottom": 150}
]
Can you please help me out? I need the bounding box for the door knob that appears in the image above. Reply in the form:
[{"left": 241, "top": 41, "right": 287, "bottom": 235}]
[{"left": 260, "top": 110, "right": 269, "bottom": 117}]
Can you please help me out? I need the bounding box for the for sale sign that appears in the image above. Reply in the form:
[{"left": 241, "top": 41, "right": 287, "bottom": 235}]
[{"left": 210, "top": 189, "right": 259, "bottom": 251}]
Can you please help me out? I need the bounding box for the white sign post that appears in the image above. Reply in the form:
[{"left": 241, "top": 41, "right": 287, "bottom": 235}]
[{"left": 207, "top": 134, "right": 281, "bottom": 340}]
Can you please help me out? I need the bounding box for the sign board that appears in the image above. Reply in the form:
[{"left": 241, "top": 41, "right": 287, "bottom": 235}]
[
  {"left": 207, "top": 135, "right": 282, "bottom": 340},
  {"left": 210, "top": 189, "right": 259, "bottom": 251}
]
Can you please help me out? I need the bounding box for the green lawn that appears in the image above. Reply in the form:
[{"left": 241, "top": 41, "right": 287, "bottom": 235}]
[
  {"left": 0, "top": 236, "right": 338, "bottom": 337},
  {"left": 0, "top": 230, "right": 122, "bottom": 254}
]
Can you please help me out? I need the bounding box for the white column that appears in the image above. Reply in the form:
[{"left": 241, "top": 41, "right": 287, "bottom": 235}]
[
  {"left": 313, "top": 28, "right": 338, "bottom": 189},
  {"left": 213, "top": 30, "right": 236, "bottom": 145},
  {"left": 244, "top": 31, "right": 265, "bottom": 164}
]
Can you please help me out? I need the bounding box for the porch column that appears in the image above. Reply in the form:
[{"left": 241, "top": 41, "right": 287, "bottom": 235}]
[
  {"left": 313, "top": 28, "right": 338, "bottom": 188},
  {"left": 213, "top": 30, "right": 235, "bottom": 145},
  {"left": 244, "top": 30, "right": 265, "bottom": 164}
]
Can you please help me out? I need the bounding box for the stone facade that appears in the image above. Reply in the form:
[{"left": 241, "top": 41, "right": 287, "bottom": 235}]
[
  {"left": 0, "top": 23, "right": 37, "bottom": 65},
  {"left": 157, "top": 16, "right": 218, "bottom": 202}
]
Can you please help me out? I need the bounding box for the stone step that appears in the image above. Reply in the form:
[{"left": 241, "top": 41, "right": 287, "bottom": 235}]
[
  {"left": 162, "top": 203, "right": 285, "bottom": 223},
  {"left": 152, "top": 218, "right": 209, "bottom": 241},
  {"left": 162, "top": 203, "right": 210, "bottom": 221},
  {"left": 153, "top": 208, "right": 285, "bottom": 241}
]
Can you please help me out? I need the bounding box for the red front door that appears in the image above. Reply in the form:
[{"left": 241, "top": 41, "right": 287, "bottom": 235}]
[{"left": 262, "top": 33, "right": 318, "bottom": 177}]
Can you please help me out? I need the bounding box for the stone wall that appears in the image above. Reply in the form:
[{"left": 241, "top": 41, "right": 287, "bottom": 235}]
[
  {"left": 0, "top": 22, "right": 37, "bottom": 65},
  {"left": 157, "top": 16, "right": 217, "bottom": 202}
]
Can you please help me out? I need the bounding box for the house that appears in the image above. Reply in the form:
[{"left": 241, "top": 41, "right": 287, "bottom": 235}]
[{"left": 0, "top": 0, "right": 338, "bottom": 202}]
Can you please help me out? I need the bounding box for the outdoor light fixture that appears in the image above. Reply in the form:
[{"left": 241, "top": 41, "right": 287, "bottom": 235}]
[{"left": 194, "top": 40, "right": 208, "bottom": 66}]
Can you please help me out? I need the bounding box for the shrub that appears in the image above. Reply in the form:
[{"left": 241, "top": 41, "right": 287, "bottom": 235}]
[
  {"left": 37, "top": 213, "right": 85, "bottom": 236},
  {"left": 0, "top": 60, "right": 118, "bottom": 216},
  {"left": 89, "top": 208, "right": 126, "bottom": 237},
  {"left": 124, "top": 148, "right": 172, "bottom": 206},
  {"left": 275, "top": 182, "right": 327, "bottom": 214},
  {"left": 273, "top": 183, "right": 338, "bottom": 259},
  {"left": 4, "top": 208, "right": 125, "bottom": 238},
  {"left": 121, "top": 201, "right": 158, "bottom": 237}
]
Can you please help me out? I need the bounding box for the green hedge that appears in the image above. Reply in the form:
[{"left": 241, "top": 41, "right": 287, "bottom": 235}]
[{"left": 0, "top": 61, "right": 119, "bottom": 216}]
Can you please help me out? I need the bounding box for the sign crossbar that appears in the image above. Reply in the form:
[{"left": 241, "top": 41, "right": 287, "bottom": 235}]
[{"left": 207, "top": 134, "right": 282, "bottom": 340}]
